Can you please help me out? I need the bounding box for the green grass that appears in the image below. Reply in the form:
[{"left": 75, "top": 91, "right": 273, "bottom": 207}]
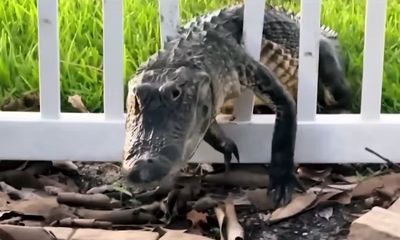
[{"left": 0, "top": 0, "right": 399, "bottom": 113}]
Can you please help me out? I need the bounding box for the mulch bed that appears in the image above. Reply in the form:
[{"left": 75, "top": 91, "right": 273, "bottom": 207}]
[{"left": 1, "top": 158, "right": 399, "bottom": 240}]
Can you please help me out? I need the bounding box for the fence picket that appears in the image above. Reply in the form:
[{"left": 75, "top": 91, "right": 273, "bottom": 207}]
[
  {"left": 158, "top": 0, "right": 179, "bottom": 48},
  {"left": 233, "top": 0, "right": 265, "bottom": 122},
  {"left": 37, "top": 0, "right": 60, "bottom": 119},
  {"left": 0, "top": 0, "right": 397, "bottom": 164},
  {"left": 360, "top": 0, "right": 387, "bottom": 120},
  {"left": 103, "top": 0, "right": 124, "bottom": 120},
  {"left": 297, "top": 0, "right": 321, "bottom": 121}
]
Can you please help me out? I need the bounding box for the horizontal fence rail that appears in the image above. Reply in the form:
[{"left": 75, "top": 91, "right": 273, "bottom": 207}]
[{"left": 0, "top": 0, "right": 395, "bottom": 164}]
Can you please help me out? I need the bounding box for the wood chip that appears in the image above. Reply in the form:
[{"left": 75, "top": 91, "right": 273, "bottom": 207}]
[
  {"left": 269, "top": 192, "right": 317, "bottom": 223},
  {"left": 214, "top": 201, "right": 244, "bottom": 240},
  {"left": 348, "top": 207, "right": 400, "bottom": 240}
]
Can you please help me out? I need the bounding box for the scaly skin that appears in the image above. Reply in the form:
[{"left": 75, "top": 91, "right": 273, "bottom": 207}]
[
  {"left": 122, "top": 4, "right": 351, "bottom": 207},
  {"left": 210, "top": 5, "right": 351, "bottom": 115}
]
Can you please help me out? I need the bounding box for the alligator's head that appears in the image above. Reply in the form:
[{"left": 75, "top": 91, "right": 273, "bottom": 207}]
[{"left": 122, "top": 66, "right": 213, "bottom": 190}]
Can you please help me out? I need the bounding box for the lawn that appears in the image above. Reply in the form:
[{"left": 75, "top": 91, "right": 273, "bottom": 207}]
[{"left": 0, "top": 0, "right": 399, "bottom": 113}]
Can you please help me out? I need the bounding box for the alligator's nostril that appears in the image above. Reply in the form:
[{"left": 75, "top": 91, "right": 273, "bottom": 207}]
[
  {"left": 126, "top": 156, "right": 172, "bottom": 184},
  {"left": 134, "top": 83, "right": 155, "bottom": 106},
  {"left": 170, "top": 87, "right": 181, "bottom": 100}
]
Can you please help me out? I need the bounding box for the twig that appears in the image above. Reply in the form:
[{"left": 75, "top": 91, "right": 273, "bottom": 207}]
[
  {"left": 365, "top": 147, "right": 400, "bottom": 171},
  {"left": 57, "top": 192, "right": 115, "bottom": 209}
]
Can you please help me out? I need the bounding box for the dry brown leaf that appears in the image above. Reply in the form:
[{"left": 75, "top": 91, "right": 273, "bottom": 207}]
[
  {"left": 51, "top": 161, "right": 78, "bottom": 171},
  {"left": 327, "top": 191, "right": 352, "bottom": 205},
  {"left": 185, "top": 225, "right": 205, "bottom": 236},
  {"left": 22, "top": 161, "right": 53, "bottom": 175},
  {"left": 307, "top": 190, "right": 352, "bottom": 210},
  {"left": 68, "top": 94, "right": 89, "bottom": 113},
  {"left": 86, "top": 185, "right": 115, "bottom": 194},
  {"left": 0, "top": 170, "right": 43, "bottom": 190},
  {"left": 57, "top": 192, "right": 114, "bottom": 209},
  {"left": 214, "top": 201, "right": 244, "bottom": 240},
  {"left": 204, "top": 167, "right": 269, "bottom": 188},
  {"left": 159, "top": 231, "right": 213, "bottom": 240},
  {"left": 0, "top": 181, "right": 41, "bottom": 200},
  {"left": 331, "top": 174, "right": 360, "bottom": 184},
  {"left": 0, "top": 192, "right": 11, "bottom": 208},
  {"left": 224, "top": 201, "right": 244, "bottom": 240},
  {"left": 37, "top": 175, "right": 77, "bottom": 193},
  {"left": 308, "top": 186, "right": 343, "bottom": 194},
  {"left": 0, "top": 194, "right": 76, "bottom": 224},
  {"left": 76, "top": 205, "right": 161, "bottom": 225},
  {"left": 3, "top": 196, "right": 58, "bottom": 217},
  {"left": 0, "top": 224, "right": 57, "bottom": 240},
  {"left": 42, "top": 173, "right": 79, "bottom": 193},
  {"left": 51, "top": 217, "right": 112, "bottom": 229},
  {"left": 0, "top": 216, "right": 22, "bottom": 225},
  {"left": 200, "top": 163, "right": 214, "bottom": 173},
  {"left": 269, "top": 192, "right": 317, "bottom": 223},
  {"left": 388, "top": 197, "right": 400, "bottom": 213},
  {"left": 44, "top": 186, "right": 65, "bottom": 195},
  {"left": 0, "top": 91, "right": 40, "bottom": 111},
  {"left": 352, "top": 173, "right": 400, "bottom": 198},
  {"left": 190, "top": 196, "right": 220, "bottom": 211},
  {"left": 186, "top": 209, "right": 208, "bottom": 226},
  {"left": 297, "top": 166, "right": 332, "bottom": 182},
  {"left": 244, "top": 189, "right": 275, "bottom": 211},
  {"left": 327, "top": 183, "right": 357, "bottom": 191},
  {"left": 229, "top": 193, "right": 252, "bottom": 206}
]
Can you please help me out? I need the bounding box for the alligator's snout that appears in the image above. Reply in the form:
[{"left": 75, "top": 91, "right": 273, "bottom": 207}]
[
  {"left": 123, "top": 156, "right": 171, "bottom": 183},
  {"left": 122, "top": 145, "right": 182, "bottom": 187}
]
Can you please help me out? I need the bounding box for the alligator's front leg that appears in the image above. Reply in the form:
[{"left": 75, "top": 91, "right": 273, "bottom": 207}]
[
  {"left": 204, "top": 120, "right": 239, "bottom": 172},
  {"left": 244, "top": 60, "right": 304, "bottom": 207}
]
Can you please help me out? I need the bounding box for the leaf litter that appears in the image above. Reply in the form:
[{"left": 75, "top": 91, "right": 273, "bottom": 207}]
[{"left": 0, "top": 147, "right": 400, "bottom": 239}]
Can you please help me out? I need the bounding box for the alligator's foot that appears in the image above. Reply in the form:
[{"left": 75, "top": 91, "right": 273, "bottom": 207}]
[
  {"left": 204, "top": 120, "right": 240, "bottom": 173},
  {"left": 267, "top": 170, "right": 305, "bottom": 208},
  {"left": 222, "top": 137, "right": 240, "bottom": 173}
]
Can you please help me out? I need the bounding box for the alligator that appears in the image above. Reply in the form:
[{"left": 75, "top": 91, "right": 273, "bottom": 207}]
[
  {"left": 215, "top": 6, "right": 350, "bottom": 115},
  {"left": 122, "top": 4, "right": 352, "bottom": 207}
]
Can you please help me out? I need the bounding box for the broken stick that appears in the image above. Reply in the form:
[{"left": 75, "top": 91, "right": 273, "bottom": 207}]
[{"left": 365, "top": 147, "right": 400, "bottom": 171}]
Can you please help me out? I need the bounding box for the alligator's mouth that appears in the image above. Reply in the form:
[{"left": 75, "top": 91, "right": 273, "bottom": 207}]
[
  {"left": 126, "top": 180, "right": 161, "bottom": 193},
  {"left": 121, "top": 154, "right": 184, "bottom": 193}
]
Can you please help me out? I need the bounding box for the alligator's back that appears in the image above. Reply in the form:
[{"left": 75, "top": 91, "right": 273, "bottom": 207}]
[
  {"left": 176, "top": 4, "right": 350, "bottom": 114},
  {"left": 181, "top": 4, "right": 336, "bottom": 58}
]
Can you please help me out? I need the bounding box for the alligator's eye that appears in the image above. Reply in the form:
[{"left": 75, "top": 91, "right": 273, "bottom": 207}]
[
  {"left": 170, "top": 87, "right": 181, "bottom": 101},
  {"left": 160, "top": 83, "right": 182, "bottom": 102}
]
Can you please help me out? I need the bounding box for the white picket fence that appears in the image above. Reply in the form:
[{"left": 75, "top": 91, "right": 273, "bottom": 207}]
[{"left": 0, "top": 0, "right": 395, "bottom": 165}]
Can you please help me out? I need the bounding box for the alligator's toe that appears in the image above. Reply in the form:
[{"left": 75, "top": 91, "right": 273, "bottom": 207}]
[
  {"left": 268, "top": 171, "right": 305, "bottom": 208},
  {"left": 223, "top": 139, "right": 240, "bottom": 172}
]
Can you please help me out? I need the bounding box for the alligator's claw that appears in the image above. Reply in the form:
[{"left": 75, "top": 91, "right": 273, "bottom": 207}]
[
  {"left": 223, "top": 138, "right": 240, "bottom": 172},
  {"left": 204, "top": 120, "right": 240, "bottom": 173},
  {"left": 267, "top": 170, "right": 305, "bottom": 208}
]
